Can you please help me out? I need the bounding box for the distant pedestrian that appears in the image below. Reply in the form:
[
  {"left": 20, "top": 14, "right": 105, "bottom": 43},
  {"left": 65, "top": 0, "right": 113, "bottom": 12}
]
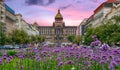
[{"left": 34, "top": 42, "right": 38, "bottom": 49}]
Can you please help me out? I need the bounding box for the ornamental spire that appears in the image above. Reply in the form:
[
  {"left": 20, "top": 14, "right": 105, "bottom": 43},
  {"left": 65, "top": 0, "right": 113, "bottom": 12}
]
[
  {"left": 58, "top": 9, "right": 60, "bottom": 14},
  {"left": 55, "top": 9, "right": 63, "bottom": 20}
]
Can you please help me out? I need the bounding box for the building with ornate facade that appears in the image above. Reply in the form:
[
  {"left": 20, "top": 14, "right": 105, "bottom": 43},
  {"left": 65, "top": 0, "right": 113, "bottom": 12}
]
[
  {"left": 77, "top": 18, "right": 87, "bottom": 36},
  {"left": 0, "top": 1, "right": 16, "bottom": 34},
  {"left": 0, "top": 1, "right": 39, "bottom": 36},
  {"left": 38, "top": 10, "right": 77, "bottom": 42},
  {"left": 84, "top": 0, "right": 120, "bottom": 28},
  {"left": 78, "top": 0, "right": 120, "bottom": 36}
]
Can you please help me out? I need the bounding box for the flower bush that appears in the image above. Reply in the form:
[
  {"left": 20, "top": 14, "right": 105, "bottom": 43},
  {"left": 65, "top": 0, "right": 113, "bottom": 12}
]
[{"left": 0, "top": 45, "right": 120, "bottom": 70}]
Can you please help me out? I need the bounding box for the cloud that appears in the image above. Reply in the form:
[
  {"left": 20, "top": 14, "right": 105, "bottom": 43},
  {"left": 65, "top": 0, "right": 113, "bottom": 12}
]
[
  {"left": 74, "top": 0, "right": 98, "bottom": 3},
  {"left": 59, "top": 4, "right": 72, "bottom": 10},
  {"left": 25, "top": 0, "right": 55, "bottom": 6},
  {"left": 90, "top": 0, "right": 98, "bottom": 3}
]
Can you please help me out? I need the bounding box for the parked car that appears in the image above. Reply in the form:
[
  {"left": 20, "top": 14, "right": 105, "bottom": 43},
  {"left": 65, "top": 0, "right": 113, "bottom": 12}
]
[
  {"left": 4, "top": 45, "right": 13, "bottom": 49},
  {"left": 0, "top": 45, "right": 4, "bottom": 49},
  {"left": 14, "top": 45, "right": 20, "bottom": 49},
  {"left": 22, "top": 44, "right": 27, "bottom": 48}
]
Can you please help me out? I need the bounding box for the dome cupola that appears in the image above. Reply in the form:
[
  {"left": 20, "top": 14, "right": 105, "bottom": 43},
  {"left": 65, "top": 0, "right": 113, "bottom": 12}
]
[{"left": 55, "top": 9, "right": 63, "bottom": 20}]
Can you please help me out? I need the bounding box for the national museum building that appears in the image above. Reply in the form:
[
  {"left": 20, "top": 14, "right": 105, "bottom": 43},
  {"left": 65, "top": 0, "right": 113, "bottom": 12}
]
[{"left": 38, "top": 10, "right": 77, "bottom": 42}]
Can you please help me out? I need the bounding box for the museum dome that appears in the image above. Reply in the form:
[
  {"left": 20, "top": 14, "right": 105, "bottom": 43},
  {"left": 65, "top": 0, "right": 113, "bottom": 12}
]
[{"left": 55, "top": 9, "right": 63, "bottom": 20}]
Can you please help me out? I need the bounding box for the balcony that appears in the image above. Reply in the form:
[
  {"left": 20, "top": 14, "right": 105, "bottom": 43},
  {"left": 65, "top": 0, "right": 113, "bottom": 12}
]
[{"left": 5, "top": 14, "right": 16, "bottom": 21}]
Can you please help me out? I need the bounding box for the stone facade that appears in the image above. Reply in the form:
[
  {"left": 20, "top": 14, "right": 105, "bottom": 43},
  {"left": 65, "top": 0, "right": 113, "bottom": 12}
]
[
  {"left": 78, "top": 0, "right": 120, "bottom": 36},
  {"left": 84, "top": 0, "right": 120, "bottom": 28},
  {"left": 106, "top": 3, "right": 120, "bottom": 19},
  {"left": 0, "top": 1, "right": 39, "bottom": 36},
  {"left": 38, "top": 10, "right": 77, "bottom": 42},
  {"left": 0, "top": 2, "right": 16, "bottom": 34}
]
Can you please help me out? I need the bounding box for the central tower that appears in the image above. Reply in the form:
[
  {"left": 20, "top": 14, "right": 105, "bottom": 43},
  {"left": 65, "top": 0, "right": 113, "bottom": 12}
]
[
  {"left": 53, "top": 9, "right": 65, "bottom": 27},
  {"left": 53, "top": 9, "right": 65, "bottom": 42}
]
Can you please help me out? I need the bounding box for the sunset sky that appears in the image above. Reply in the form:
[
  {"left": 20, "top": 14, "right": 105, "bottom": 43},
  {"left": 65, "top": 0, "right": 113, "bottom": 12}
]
[{"left": 5, "top": 0, "right": 106, "bottom": 26}]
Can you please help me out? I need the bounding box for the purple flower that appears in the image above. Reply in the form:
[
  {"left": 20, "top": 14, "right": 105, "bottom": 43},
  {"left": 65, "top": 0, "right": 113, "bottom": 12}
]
[
  {"left": 92, "top": 35, "right": 97, "bottom": 39},
  {"left": 94, "top": 40, "right": 101, "bottom": 46},
  {"left": 2, "top": 55, "right": 7, "bottom": 59},
  {"left": 19, "top": 55, "right": 24, "bottom": 60},
  {"left": 91, "top": 42, "right": 95, "bottom": 46},
  {"left": 91, "top": 40, "right": 101, "bottom": 46},
  {"left": 84, "top": 61, "right": 89, "bottom": 65},
  {"left": 102, "top": 44, "right": 109, "bottom": 51},
  {"left": 65, "top": 55, "right": 70, "bottom": 58},
  {"left": 6, "top": 57, "right": 12, "bottom": 63},
  {"left": 114, "top": 57, "right": 120, "bottom": 64},
  {"left": 100, "top": 60, "right": 105, "bottom": 64},
  {"left": 21, "top": 65, "right": 24, "bottom": 70},
  {"left": 109, "top": 55, "right": 114, "bottom": 59},
  {"left": 101, "top": 55, "right": 107, "bottom": 60},
  {"left": 113, "top": 50, "right": 119, "bottom": 54},
  {"left": 53, "top": 49, "right": 60, "bottom": 53},
  {"left": 0, "top": 58, "right": 2, "bottom": 65},
  {"left": 9, "top": 56, "right": 13, "bottom": 59},
  {"left": 111, "top": 61, "right": 118, "bottom": 66},
  {"left": 41, "top": 51, "right": 47, "bottom": 55},
  {"left": 36, "top": 57, "right": 41, "bottom": 62},
  {"left": 58, "top": 61, "right": 63, "bottom": 66},
  {"left": 109, "top": 61, "right": 118, "bottom": 70},
  {"left": 56, "top": 57, "right": 61, "bottom": 62},
  {"left": 2, "top": 52, "right": 7, "bottom": 60},
  {"left": 64, "top": 60, "right": 75, "bottom": 65},
  {"left": 35, "top": 55, "right": 41, "bottom": 62}
]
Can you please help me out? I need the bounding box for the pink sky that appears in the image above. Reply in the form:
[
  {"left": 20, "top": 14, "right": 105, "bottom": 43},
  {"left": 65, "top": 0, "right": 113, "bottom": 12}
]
[{"left": 5, "top": 0, "right": 106, "bottom": 26}]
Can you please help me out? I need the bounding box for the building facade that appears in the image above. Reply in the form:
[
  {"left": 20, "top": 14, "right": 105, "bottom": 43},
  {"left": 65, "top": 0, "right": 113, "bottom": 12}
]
[
  {"left": 84, "top": 0, "right": 120, "bottom": 28},
  {"left": 27, "top": 23, "right": 39, "bottom": 36},
  {"left": 77, "top": 18, "right": 87, "bottom": 36},
  {"left": 38, "top": 10, "right": 77, "bottom": 42},
  {"left": 78, "top": 0, "right": 120, "bottom": 36},
  {"left": 16, "top": 14, "right": 39, "bottom": 36},
  {"left": 106, "top": 3, "right": 120, "bottom": 20},
  {"left": 0, "top": 1, "right": 39, "bottom": 36},
  {"left": 0, "top": 1, "right": 16, "bottom": 34}
]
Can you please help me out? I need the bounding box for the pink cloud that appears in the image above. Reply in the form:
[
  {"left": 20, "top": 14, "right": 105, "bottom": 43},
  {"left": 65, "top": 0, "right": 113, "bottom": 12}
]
[
  {"left": 6, "top": 0, "right": 107, "bottom": 26},
  {"left": 24, "top": 6, "right": 93, "bottom": 26}
]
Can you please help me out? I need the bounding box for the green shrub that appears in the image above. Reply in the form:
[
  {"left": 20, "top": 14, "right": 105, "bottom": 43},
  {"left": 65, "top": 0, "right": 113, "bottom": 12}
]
[
  {"left": 7, "top": 50, "right": 16, "bottom": 56},
  {"left": 0, "top": 52, "right": 2, "bottom": 57}
]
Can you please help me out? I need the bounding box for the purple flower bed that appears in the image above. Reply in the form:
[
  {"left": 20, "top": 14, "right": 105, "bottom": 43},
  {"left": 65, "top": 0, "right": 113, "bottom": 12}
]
[{"left": 0, "top": 45, "right": 120, "bottom": 70}]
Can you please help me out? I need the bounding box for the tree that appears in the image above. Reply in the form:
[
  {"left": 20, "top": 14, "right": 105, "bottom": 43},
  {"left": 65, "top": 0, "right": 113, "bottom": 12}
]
[
  {"left": 5, "top": 35, "right": 12, "bottom": 44},
  {"left": 29, "top": 35, "right": 45, "bottom": 43},
  {"left": 30, "top": 35, "right": 38, "bottom": 42},
  {"left": 84, "top": 18, "right": 120, "bottom": 45},
  {"left": 38, "top": 36, "right": 45, "bottom": 43},
  {"left": 67, "top": 35, "right": 75, "bottom": 43},
  {"left": 109, "top": 32, "right": 120, "bottom": 43},
  {"left": 84, "top": 28, "right": 94, "bottom": 45},
  {"left": 74, "top": 35, "right": 82, "bottom": 45},
  {"left": 111, "top": 15, "right": 120, "bottom": 24},
  {"left": 0, "top": 22, "right": 2, "bottom": 33},
  {"left": 10, "top": 29, "right": 29, "bottom": 44},
  {"left": 0, "top": 32, "right": 7, "bottom": 45},
  {"left": 0, "top": 22, "right": 7, "bottom": 45}
]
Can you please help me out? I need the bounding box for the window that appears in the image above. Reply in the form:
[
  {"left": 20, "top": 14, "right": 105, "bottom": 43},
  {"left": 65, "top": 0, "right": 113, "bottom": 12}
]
[
  {"left": 1, "top": 16, "right": 3, "bottom": 20},
  {"left": 1, "top": 11, "right": 4, "bottom": 14}
]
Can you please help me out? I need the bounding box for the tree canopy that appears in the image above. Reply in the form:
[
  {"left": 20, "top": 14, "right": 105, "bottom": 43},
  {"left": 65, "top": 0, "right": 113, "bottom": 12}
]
[{"left": 84, "top": 15, "right": 120, "bottom": 45}]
